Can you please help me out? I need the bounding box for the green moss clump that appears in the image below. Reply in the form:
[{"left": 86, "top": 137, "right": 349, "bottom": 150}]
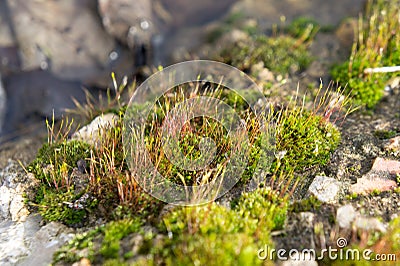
[
  {"left": 139, "top": 84, "right": 341, "bottom": 189},
  {"left": 235, "top": 187, "right": 288, "bottom": 231},
  {"left": 331, "top": 60, "right": 386, "bottom": 109},
  {"left": 28, "top": 140, "right": 91, "bottom": 188},
  {"left": 220, "top": 35, "right": 312, "bottom": 75},
  {"left": 27, "top": 140, "right": 93, "bottom": 225},
  {"left": 288, "top": 196, "right": 322, "bottom": 213},
  {"left": 100, "top": 219, "right": 143, "bottom": 259},
  {"left": 53, "top": 218, "right": 143, "bottom": 264},
  {"left": 331, "top": 0, "right": 400, "bottom": 109},
  {"left": 275, "top": 107, "right": 341, "bottom": 173},
  {"left": 144, "top": 188, "right": 285, "bottom": 265},
  {"left": 373, "top": 129, "right": 396, "bottom": 139},
  {"left": 286, "top": 17, "right": 319, "bottom": 41},
  {"left": 37, "top": 189, "right": 90, "bottom": 226},
  {"left": 156, "top": 233, "right": 263, "bottom": 266},
  {"left": 53, "top": 227, "right": 102, "bottom": 263}
]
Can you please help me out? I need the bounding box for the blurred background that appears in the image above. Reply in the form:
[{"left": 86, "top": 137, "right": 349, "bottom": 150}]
[{"left": 0, "top": 0, "right": 366, "bottom": 143}]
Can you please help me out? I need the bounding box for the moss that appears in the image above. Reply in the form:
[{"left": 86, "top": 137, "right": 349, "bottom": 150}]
[
  {"left": 275, "top": 107, "right": 341, "bottom": 173},
  {"left": 220, "top": 35, "right": 312, "bottom": 75},
  {"left": 235, "top": 187, "right": 288, "bottom": 230},
  {"left": 26, "top": 140, "right": 94, "bottom": 225},
  {"left": 288, "top": 196, "right": 322, "bottom": 213},
  {"left": 37, "top": 188, "right": 91, "bottom": 226},
  {"left": 27, "top": 140, "right": 91, "bottom": 189},
  {"left": 53, "top": 218, "right": 143, "bottom": 264},
  {"left": 374, "top": 129, "right": 396, "bottom": 139},
  {"left": 100, "top": 219, "right": 143, "bottom": 259},
  {"left": 331, "top": 60, "right": 386, "bottom": 108},
  {"left": 151, "top": 233, "right": 264, "bottom": 266},
  {"left": 145, "top": 188, "right": 285, "bottom": 265},
  {"left": 53, "top": 227, "right": 102, "bottom": 263},
  {"left": 286, "top": 17, "right": 319, "bottom": 41},
  {"left": 331, "top": 0, "right": 400, "bottom": 109},
  {"left": 136, "top": 84, "right": 342, "bottom": 192}
]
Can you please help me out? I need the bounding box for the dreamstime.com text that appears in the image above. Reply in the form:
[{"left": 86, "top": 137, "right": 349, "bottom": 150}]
[{"left": 257, "top": 238, "right": 397, "bottom": 262}]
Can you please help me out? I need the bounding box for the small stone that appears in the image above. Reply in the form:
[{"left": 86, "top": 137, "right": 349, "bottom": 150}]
[
  {"left": 350, "top": 173, "right": 398, "bottom": 195},
  {"left": 71, "top": 113, "right": 118, "bottom": 147},
  {"left": 353, "top": 216, "right": 386, "bottom": 233},
  {"left": 350, "top": 157, "right": 400, "bottom": 195},
  {"left": 0, "top": 162, "right": 38, "bottom": 222},
  {"left": 385, "top": 136, "right": 400, "bottom": 153},
  {"left": 308, "top": 176, "right": 341, "bottom": 203},
  {"left": 299, "top": 212, "right": 314, "bottom": 228},
  {"left": 371, "top": 157, "right": 400, "bottom": 175},
  {"left": 250, "top": 62, "right": 275, "bottom": 82},
  {"left": 336, "top": 205, "right": 356, "bottom": 229}
]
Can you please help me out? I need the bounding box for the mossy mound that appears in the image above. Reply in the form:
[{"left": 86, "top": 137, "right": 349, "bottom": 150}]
[
  {"left": 331, "top": 0, "right": 400, "bottom": 109},
  {"left": 54, "top": 188, "right": 284, "bottom": 265},
  {"left": 220, "top": 35, "right": 312, "bottom": 75}
]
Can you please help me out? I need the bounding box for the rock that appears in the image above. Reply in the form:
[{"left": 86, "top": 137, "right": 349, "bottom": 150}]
[
  {"left": 336, "top": 204, "right": 356, "bottom": 229},
  {"left": 385, "top": 136, "right": 400, "bottom": 153},
  {"left": 353, "top": 216, "right": 386, "bottom": 233},
  {"left": 8, "top": 0, "right": 115, "bottom": 80},
  {"left": 250, "top": 62, "right": 275, "bottom": 82},
  {"left": 0, "top": 161, "right": 38, "bottom": 222},
  {"left": 71, "top": 113, "right": 119, "bottom": 146},
  {"left": 0, "top": 46, "right": 20, "bottom": 75},
  {"left": 73, "top": 258, "right": 92, "bottom": 266},
  {"left": 0, "top": 214, "right": 74, "bottom": 266},
  {"left": 350, "top": 174, "right": 397, "bottom": 195},
  {"left": 18, "top": 220, "right": 74, "bottom": 266},
  {"left": 98, "top": 0, "right": 154, "bottom": 50},
  {"left": 0, "top": 0, "right": 16, "bottom": 47},
  {"left": 0, "top": 219, "right": 35, "bottom": 265},
  {"left": 308, "top": 176, "right": 341, "bottom": 203},
  {"left": 350, "top": 157, "right": 399, "bottom": 195},
  {"left": 299, "top": 212, "right": 315, "bottom": 228},
  {"left": 371, "top": 157, "right": 400, "bottom": 175},
  {"left": 335, "top": 18, "right": 357, "bottom": 54}
]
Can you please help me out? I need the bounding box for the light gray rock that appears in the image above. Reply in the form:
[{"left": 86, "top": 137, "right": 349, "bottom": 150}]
[
  {"left": 0, "top": 159, "right": 74, "bottom": 265},
  {"left": 336, "top": 204, "right": 356, "bottom": 229},
  {"left": 353, "top": 216, "right": 387, "bottom": 233},
  {"left": 18, "top": 221, "right": 74, "bottom": 266},
  {"left": 71, "top": 113, "right": 119, "bottom": 146},
  {"left": 98, "top": 0, "right": 154, "bottom": 49},
  {"left": 8, "top": 0, "right": 115, "bottom": 80},
  {"left": 0, "top": 160, "right": 38, "bottom": 222},
  {"left": 299, "top": 212, "right": 315, "bottom": 228},
  {"left": 0, "top": 220, "right": 32, "bottom": 265},
  {"left": 308, "top": 176, "right": 341, "bottom": 203},
  {"left": 0, "top": 215, "right": 74, "bottom": 266}
]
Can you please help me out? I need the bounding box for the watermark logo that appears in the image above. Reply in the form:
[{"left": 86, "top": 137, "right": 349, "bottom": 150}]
[
  {"left": 257, "top": 238, "right": 397, "bottom": 262},
  {"left": 122, "top": 60, "right": 275, "bottom": 205}
]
